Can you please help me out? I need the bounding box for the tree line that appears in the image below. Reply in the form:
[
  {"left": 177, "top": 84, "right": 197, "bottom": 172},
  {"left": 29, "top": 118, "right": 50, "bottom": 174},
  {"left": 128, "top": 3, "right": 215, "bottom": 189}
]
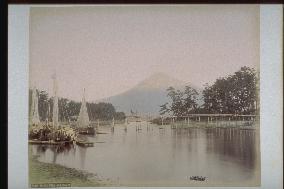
[
  {"left": 159, "top": 66, "right": 259, "bottom": 116},
  {"left": 29, "top": 90, "right": 126, "bottom": 122}
]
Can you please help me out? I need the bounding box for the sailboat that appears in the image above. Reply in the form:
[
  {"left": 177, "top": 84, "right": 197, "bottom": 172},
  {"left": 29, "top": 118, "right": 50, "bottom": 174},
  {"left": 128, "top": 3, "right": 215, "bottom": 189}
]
[
  {"left": 29, "top": 73, "right": 76, "bottom": 143},
  {"left": 52, "top": 72, "right": 77, "bottom": 142},
  {"left": 30, "top": 87, "right": 40, "bottom": 126},
  {"left": 77, "top": 88, "right": 95, "bottom": 135}
]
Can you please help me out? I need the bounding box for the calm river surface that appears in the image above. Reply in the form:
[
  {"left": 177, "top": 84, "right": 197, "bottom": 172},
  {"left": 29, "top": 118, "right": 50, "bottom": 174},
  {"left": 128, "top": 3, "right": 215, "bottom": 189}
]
[{"left": 31, "top": 122, "right": 260, "bottom": 186}]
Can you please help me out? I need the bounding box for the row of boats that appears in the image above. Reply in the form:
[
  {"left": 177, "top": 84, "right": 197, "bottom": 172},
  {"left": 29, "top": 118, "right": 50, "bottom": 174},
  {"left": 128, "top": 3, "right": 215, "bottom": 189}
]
[{"left": 29, "top": 73, "right": 127, "bottom": 146}]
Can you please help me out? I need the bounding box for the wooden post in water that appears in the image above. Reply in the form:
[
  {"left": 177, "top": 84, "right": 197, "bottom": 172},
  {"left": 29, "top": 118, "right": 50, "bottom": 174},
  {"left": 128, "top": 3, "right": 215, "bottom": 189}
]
[
  {"left": 187, "top": 117, "right": 189, "bottom": 127},
  {"left": 228, "top": 116, "right": 231, "bottom": 127},
  {"left": 136, "top": 121, "right": 138, "bottom": 131},
  {"left": 111, "top": 117, "right": 115, "bottom": 132},
  {"left": 124, "top": 117, "right": 127, "bottom": 132},
  {"left": 152, "top": 116, "right": 154, "bottom": 130},
  {"left": 146, "top": 116, "right": 148, "bottom": 131}
]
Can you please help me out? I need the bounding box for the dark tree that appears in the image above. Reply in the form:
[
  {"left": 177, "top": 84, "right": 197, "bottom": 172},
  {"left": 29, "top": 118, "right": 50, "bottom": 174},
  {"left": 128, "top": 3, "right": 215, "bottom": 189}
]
[
  {"left": 183, "top": 86, "right": 199, "bottom": 114},
  {"left": 160, "top": 66, "right": 258, "bottom": 116},
  {"left": 114, "top": 112, "right": 126, "bottom": 120},
  {"left": 202, "top": 66, "right": 257, "bottom": 114},
  {"left": 160, "top": 86, "right": 199, "bottom": 117},
  {"left": 38, "top": 90, "right": 49, "bottom": 121},
  {"left": 58, "top": 98, "right": 69, "bottom": 122},
  {"left": 165, "top": 87, "right": 184, "bottom": 117},
  {"left": 87, "top": 102, "right": 120, "bottom": 121},
  {"left": 30, "top": 89, "right": 126, "bottom": 122},
  {"left": 159, "top": 103, "right": 169, "bottom": 115}
]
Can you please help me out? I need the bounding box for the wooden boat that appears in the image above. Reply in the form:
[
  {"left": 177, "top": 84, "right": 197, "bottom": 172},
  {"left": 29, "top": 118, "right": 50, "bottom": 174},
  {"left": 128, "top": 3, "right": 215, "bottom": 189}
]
[
  {"left": 189, "top": 176, "right": 206, "bottom": 181},
  {"left": 29, "top": 140, "right": 72, "bottom": 145},
  {"left": 96, "top": 131, "right": 108, "bottom": 134},
  {"left": 77, "top": 126, "right": 95, "bottom": 135},
  {"left": 76, "top": 140, "right": 94, "bottom": 147},
  {"left": 77, "top": 89, "right": 94, "bottom": 135}
]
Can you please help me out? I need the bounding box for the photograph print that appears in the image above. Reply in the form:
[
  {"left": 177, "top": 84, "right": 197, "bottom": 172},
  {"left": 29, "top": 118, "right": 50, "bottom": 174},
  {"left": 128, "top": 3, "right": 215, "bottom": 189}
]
[{"left": 28, "top": 5, "right": 260, "bottom": 187}]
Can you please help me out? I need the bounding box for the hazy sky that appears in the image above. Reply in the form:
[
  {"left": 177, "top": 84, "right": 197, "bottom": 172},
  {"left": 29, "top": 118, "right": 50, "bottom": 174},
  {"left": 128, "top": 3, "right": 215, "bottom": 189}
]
[{"left": 30, "top": 5, "right": 259, "bottom": 102}]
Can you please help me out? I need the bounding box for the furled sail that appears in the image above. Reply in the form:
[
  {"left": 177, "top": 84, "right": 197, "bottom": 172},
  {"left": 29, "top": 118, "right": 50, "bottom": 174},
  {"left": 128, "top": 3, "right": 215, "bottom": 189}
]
[
  {"left": 52, "top": 72, "right": 59, "bottom": 128},
  {"left": 77, "top": 88, "right": 90, "bottom": 127},
  {"left": 30, "top": 87, "right": 40, "bottom": 125}
]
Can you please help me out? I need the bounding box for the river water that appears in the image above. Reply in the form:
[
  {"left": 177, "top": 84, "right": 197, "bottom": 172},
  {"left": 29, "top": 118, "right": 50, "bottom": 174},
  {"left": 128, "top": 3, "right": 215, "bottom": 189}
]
[{"left": 30, "top": 121, "right": 260, "bottom": 186}]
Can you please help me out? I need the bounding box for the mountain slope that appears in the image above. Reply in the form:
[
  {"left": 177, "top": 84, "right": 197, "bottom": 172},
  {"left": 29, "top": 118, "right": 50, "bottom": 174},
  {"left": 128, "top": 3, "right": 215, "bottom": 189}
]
[{"left": 101, "top": 73, "right": 201, "bottom": 115}]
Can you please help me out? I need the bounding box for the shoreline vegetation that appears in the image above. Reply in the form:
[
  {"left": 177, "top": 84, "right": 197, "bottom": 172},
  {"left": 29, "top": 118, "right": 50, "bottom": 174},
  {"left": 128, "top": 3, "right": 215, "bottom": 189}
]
[
  {"left": 29, "top": 154, "right": 108, "bottom": 187},
  {"left": 159, "top": 67, "right": 259, "bottom": 117}
]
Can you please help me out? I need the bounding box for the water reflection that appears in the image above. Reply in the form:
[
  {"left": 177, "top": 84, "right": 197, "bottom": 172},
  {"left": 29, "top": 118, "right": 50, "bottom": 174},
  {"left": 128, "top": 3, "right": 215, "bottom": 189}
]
[
  {"left": 30, "top": 123, "right": 259, "bottom": 186},
  {"left": 78, "top": 147, "right": 87, "bottom": 169},
  {"left": 204, "top": 128, "right": 256, "bottom": 170},
  {"left": 32, "top": 143, "right": 76, "bottom": 164}
]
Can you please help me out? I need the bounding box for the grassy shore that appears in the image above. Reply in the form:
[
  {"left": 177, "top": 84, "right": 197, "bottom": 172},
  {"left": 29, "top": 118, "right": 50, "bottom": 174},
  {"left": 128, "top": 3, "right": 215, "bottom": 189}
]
[{"left": 29, "top": 154, "right": 105, "bottom": 187}]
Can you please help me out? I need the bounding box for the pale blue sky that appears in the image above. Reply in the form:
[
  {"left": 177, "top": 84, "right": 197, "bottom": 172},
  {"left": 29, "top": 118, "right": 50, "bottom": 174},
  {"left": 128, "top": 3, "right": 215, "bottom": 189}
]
[{"left": 30, "top": 5, "right": 259, "bottom": 101}]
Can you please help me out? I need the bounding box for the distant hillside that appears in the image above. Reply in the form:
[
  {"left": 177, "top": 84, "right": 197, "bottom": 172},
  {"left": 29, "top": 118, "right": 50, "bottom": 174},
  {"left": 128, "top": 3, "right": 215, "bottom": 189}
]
[{"left": 100, "top": 73, "right": 202, "bottom": 116}]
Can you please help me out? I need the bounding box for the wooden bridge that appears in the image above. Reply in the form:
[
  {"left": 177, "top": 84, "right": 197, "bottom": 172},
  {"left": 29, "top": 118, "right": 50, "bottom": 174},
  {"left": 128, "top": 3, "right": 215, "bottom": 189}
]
[
  {"left": 162, "top": 114, "right": 258, "bottom": 121},
  {"left": 157, "top": 114, "right": 259, "bottom": 128}
]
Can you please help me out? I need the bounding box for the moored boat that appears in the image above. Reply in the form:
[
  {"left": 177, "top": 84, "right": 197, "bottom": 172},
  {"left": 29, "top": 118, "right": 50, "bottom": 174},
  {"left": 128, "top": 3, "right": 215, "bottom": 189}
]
[{"left": 76, "top": 88, "right": 95, "bottom": 135}]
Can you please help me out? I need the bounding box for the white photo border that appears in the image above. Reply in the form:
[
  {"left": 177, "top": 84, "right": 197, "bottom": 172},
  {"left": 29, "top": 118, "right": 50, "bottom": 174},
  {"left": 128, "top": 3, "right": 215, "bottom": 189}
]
[{"left": 8, "top": 4, "right": 283, "bottom": 189}]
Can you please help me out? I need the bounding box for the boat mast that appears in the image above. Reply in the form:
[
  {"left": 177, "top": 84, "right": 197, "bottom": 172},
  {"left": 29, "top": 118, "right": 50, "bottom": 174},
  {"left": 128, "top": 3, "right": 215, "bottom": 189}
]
[
  {"left": 52, "top": 72, "right": 59, "bottom": 128},
  {"left": 46, "top": 102, "right": 50, "bottom": 125}
]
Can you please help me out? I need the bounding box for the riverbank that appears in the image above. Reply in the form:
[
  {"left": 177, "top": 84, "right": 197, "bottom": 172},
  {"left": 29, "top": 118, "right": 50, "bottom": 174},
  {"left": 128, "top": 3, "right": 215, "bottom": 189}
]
[
  {"left": 153, "top": 120, "right": 259, "bottom": 128},
  {"left": 29, "top": 154, "right": 105, "bottom": 187}
]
